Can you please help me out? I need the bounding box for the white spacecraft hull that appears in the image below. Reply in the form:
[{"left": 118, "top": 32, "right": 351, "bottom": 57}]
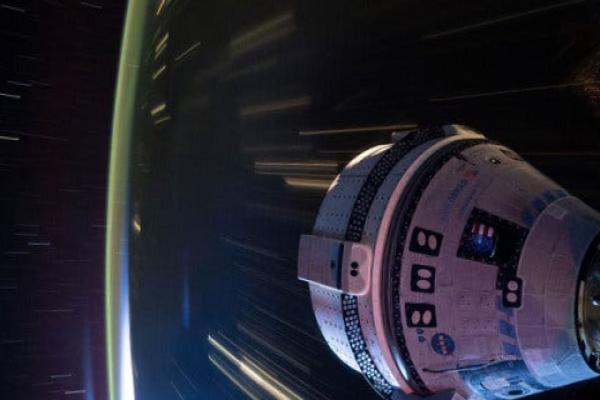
[{"left": 299, "top": 125, "right": 600, "bottom": 399}]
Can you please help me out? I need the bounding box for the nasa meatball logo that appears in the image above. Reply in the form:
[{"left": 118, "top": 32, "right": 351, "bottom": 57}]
[{"left": 431, "top": 333, "right": 455, "bottom": 356}]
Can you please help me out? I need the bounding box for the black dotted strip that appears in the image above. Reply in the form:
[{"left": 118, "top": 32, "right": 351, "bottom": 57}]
[
  {"left": 342, "top": 127, "right": 447, "bottom": 399},
  {"left": 345, "top": 127, "right": 447, "bottom": 242},
  {"left": 386, "top": 138, "right": 487, "bottom": 395},
  {"left": 342, "top": 295, "right": 395, "bottom": 397}
]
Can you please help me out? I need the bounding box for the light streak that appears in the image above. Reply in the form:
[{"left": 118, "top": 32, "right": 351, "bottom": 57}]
[
  {"left": 423, "top": 0, "right": 587, "bottom": 40},
  {"left": 284, "top": 177, "right": 332, "bottom": 190},
  {"left": 239, "top": 96, "right": 310, "bottom": 116},
  {"left": 154, "top": 115, "right": 171, "bottom": 125},
  {"left": 152, "top": 65, "right": 166, "bottom": 80},
  {"left": 170, "top": 381, "right": 185, "bottom": 400},
  {"left": 65, "top": 389, "right": 87, "bottom": 395},
  {"left": 254, "top": 160, "right": 337, "bottom": 170},
  {"left": 1, "top": 3, "right": 25, "bottom": 12},
  {"left": 208, "top": 355, "right": 260, "bottom": 400},
  {"left": 155, "top": 0, "right": 166, "bottom": 16},
  {"left": 175, "top": 41, "right": 202, "bottom": 62},
  {"left": 230, "top": 12, "right": 294, "bottom": 57},
  {"left": 299, "top": 122, "right": 417, "bottom": 136},
  {"left": 430, "top": 81, "right": 594, "bottom": 102},
  {"left": 80, "top": 1, "right": 102, "bottom": 9},
  {"left": 0, "top": 135, "right": 19, "bottom": 141},
  {"left": 208, "top": 335, "right": 302, "bottom": 400},
  {"left": 155, "top": 32, "right": 169, "bottom": 58},
  {"left": 7, "top": 80, "right": 31, "bottom": 87},
  {"left": 150, "top": 102, "right": 166, "bottom": 116},
  {"left": 0, "top": 92, "right": 21, "bottom": 100}
]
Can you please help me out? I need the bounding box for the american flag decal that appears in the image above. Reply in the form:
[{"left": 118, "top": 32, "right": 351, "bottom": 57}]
[
  {"left": 472, "top": 222, "right": 496, "bottom": 238},
  {"left": 467, "top": 221, "right": 497, "bottom": 258}
]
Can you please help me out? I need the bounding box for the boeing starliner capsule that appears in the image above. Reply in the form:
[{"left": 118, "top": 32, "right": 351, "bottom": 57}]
[{"left": 297, "top": 125, "right": 600, "bottom": 400}]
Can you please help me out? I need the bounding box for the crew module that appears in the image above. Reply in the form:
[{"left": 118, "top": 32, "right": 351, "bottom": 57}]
[{"left": 298, "top": 125, "right": 600, "bottom": 399}]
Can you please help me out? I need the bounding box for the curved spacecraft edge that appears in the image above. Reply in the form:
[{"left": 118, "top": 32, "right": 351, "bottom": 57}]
[{"left": 297, "top": 125, "right": 600, "bottom": 400}]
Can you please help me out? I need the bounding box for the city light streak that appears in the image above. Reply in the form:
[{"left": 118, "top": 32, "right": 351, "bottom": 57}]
[{"left": 208, "top": 335, "right": 303, "bottom": 400}]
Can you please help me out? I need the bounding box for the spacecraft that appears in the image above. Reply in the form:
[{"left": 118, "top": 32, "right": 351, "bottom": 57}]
[{"left": 298, "top": 125, "right": 600, "bottom": 399}]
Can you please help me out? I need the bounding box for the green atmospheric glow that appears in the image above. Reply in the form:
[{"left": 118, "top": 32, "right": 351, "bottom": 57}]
[{"left": 105, "top": 1, "right": 148, "bottom": 400}]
